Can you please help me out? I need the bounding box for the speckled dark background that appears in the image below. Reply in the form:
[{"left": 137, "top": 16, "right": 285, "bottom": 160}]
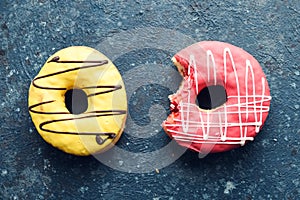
[{"left": 0, "top": 0, "right": 300, "bottom": 200}]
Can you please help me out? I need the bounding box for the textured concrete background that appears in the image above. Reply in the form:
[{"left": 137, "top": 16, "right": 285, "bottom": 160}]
[{"left": 0, "top": 0, "right": 300, "bottom": 199}]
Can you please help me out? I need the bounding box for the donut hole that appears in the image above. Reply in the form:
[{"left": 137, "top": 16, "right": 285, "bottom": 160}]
[
  {"left": 64, "top": 89, "right": 88, "bottom": 114},
  {"left": 196, "top": 85, "right": 227, "bottom": 110}
]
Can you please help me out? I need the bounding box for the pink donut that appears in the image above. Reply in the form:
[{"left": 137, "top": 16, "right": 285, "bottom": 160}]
[{"left": 162, "top": 41, "right": 271, "bottom": 153}]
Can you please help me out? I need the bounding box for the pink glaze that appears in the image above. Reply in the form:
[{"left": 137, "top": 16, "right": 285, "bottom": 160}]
[{"left": 163, "top": 41, "right": 271, "bottom": 153}]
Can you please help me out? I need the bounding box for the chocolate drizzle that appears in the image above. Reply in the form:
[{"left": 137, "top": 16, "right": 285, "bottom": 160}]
[
  {"left": 29, "top": 56, "right": 126, "bottom": 145},
  {"left": 33, "top": 58, "right": 108, "bottom": 90}
]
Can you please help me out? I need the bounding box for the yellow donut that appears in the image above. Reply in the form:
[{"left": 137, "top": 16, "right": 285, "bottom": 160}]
[{"left": 28, "top": 46, "right": 127, "bottom": 156}]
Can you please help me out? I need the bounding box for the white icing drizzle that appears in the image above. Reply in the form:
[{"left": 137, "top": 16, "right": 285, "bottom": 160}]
[
  {"left": 206, "top": 50, "right": 217, "bottom": 85},
  {"left": 167, "top": 47, "right": 272, "bottom": 145},
  {"left": 224, "top": 48, "right": 244, "bottom": 144},
  {"left": 190, "top": 55, "right": 199, "bottom": 94},
  {"left": 181, "top": 55, "right": 193, "bottom": 133},
  {"left": 205, "top": 111, "right": 210, "bottom": 140}
]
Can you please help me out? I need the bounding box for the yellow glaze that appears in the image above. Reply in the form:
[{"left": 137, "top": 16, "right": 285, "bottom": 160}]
[{"left": 28, "top": 46, "right": 127, "bottom": 156}]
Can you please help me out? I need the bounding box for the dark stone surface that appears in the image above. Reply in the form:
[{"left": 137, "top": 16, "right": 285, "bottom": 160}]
[{"left": 0, "top": 0, "right": 299, "bottom": 199}]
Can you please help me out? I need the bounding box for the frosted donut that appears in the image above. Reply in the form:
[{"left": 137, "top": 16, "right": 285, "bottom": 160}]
[
  {"left": 28, "top": 46, "right": 127, "bottom": 156},
  {"left": 163, "top": 41, "right": 271, "bottom": 153}
]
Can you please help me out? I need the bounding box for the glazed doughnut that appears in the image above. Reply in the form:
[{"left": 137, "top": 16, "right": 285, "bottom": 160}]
[
  {"left": 28, "top": 46, "right": 127, "bottom": 156},
  {"left": 163, "top": 41, "right": 271, "bottom": 153}
]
